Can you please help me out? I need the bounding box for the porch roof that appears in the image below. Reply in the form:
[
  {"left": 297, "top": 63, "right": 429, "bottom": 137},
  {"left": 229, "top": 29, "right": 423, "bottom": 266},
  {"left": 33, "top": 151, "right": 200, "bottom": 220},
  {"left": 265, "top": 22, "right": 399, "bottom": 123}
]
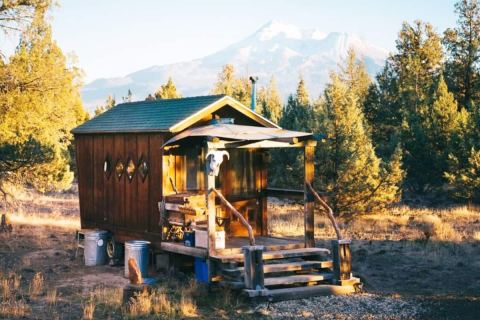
[{"left": 163, "top": 123, "right": 316, "bottom": 149}]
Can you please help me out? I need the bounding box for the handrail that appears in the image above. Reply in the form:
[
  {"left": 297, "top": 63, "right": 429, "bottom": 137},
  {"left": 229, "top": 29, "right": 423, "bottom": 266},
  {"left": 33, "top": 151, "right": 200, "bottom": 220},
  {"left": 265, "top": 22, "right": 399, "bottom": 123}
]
[
  {"left": 306, "top": 181, "right": 343, "bottom": 240},
  {"left": 209, "top": 188, "right": 255, "bottom": 246}
]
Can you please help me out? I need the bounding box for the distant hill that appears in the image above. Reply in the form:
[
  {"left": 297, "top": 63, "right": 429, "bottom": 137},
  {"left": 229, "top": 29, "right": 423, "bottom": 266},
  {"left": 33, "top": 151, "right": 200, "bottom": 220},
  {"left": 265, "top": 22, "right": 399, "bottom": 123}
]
[{"left": 81, "top": 21, "right": 388, "bottom": 113}]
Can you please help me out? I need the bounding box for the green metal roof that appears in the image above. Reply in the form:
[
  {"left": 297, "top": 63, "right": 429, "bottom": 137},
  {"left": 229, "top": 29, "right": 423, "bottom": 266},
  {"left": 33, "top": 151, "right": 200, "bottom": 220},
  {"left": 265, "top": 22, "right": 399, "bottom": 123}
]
[{"left": 72, "top": 94, "right": 227, "bottom": 134}]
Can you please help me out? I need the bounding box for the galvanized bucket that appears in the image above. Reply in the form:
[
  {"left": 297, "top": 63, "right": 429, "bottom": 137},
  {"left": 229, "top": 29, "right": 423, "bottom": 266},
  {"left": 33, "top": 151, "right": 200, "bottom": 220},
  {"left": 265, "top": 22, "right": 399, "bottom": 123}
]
[
  {"left": 124, "top": 240, "right": 150, "bottom": 278},
  {"left": 84, "top": 230, "right": 109, "bottom": 266}
]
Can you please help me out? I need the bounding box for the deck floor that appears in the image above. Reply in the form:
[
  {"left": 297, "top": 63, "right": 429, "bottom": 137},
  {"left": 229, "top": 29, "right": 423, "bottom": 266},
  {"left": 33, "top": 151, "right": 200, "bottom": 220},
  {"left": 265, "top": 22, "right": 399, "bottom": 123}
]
[{"left": 160, "top": 236, "right": 304, "bottom": 258}]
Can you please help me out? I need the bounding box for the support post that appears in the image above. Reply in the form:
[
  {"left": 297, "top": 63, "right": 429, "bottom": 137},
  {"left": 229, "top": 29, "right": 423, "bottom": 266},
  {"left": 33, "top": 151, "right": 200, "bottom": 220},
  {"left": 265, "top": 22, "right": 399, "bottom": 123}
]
[
  {"left": 304, "top": 145, "right": 315, "bottom": 248},
  {"left": 243, "top": 245, "right": 265, "bottom": 290},
  {"left": 332, "top": 239, "right": 352, "bottom": 282},
  {"left": 205, "top": 150, "right": 217, "bottom": 258}
]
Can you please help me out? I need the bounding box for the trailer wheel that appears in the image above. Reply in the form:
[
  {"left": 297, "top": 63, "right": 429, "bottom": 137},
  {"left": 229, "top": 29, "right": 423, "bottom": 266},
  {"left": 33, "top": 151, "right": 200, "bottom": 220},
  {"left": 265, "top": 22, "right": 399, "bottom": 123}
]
[{"left": 107, "top": 236, "right": 124, "bottom": 265}]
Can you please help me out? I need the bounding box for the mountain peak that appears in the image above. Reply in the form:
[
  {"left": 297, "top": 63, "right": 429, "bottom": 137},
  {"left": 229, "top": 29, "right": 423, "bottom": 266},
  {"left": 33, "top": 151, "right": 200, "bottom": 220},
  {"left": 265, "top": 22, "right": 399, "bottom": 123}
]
[{"left": 255, "top": 20, "right": 303, "bottom": 41}]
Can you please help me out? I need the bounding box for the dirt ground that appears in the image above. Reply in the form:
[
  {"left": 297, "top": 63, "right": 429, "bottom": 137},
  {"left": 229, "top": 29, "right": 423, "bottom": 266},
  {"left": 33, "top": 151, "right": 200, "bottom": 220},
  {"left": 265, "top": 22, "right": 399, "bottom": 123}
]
[{"left": 0, "top": 191, "right": 479, "bottom": 319}]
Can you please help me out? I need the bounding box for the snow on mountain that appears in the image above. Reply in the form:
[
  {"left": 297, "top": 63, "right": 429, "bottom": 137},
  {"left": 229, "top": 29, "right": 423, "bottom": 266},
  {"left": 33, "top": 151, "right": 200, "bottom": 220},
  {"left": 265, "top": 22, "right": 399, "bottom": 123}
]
[{"left": 81, "top": 21, "right": 388, "bottom": 113}]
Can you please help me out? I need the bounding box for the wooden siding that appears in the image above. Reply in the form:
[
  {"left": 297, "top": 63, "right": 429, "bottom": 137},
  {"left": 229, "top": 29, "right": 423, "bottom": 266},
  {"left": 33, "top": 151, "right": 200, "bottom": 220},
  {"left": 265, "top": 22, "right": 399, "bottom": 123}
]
[{"left": 75, "top": 133, "right": 164, "bottom": 242}]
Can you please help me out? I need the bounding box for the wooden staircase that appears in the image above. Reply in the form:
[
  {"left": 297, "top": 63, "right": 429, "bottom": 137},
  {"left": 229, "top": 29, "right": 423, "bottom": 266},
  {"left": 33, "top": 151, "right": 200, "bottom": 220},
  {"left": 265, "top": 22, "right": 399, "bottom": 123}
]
[{"left": 213, "top": 247, "right": 359, "bottom": 300}]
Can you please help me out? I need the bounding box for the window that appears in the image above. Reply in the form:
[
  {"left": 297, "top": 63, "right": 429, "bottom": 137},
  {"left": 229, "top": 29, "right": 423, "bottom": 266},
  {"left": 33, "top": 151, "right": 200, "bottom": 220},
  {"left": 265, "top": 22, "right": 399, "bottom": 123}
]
[
  {"left": 126, "top": 158, "right": 135, "bottom": 182},
  {"left": 104, "top": 155, "right": 112, "bottom": 179},
  {"left": 115, "top": 159, "right": 124, "bottom": 179},
  {"left": 138, "top": 155, "right": 148, "bottom": 182}
]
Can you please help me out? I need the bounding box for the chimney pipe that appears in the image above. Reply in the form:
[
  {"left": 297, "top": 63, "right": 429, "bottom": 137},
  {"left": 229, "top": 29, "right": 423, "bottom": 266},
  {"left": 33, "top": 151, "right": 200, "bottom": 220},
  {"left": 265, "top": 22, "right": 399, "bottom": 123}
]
[{"left": 249, "top": 76, "right": 258, "bottom": 111}]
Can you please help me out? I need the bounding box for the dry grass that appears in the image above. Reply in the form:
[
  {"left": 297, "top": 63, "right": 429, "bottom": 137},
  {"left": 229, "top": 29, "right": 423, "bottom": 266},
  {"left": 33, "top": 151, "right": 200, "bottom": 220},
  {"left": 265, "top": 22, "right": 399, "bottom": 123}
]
[
  {"left": 28, "top": 272, "right": 44, "bottom": 297},
  {"left": 82, "top": 293, "right": 96, "bottom": 320},
  {"left": 46, "top": 287, "right": 58, "bottom": 306},
  {"left": 179, "top": 292, "right": 198, "bottom": 318},
  {"left": 9, "top": 211, "right": 80, "bottom": 230},
  {"left": 0, "top": 271, "right": 30, "bottom": 318},
  {"left": 151, "top": 289, "right": 175, "bottom": 317},
  {"left": 268, "top": 200, "right": 479, "bottom": 242}
]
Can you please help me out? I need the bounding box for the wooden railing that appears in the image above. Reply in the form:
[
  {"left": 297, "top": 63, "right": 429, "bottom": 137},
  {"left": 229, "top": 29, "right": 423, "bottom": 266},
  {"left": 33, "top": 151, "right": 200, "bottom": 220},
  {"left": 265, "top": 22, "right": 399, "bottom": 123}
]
[
  {"left": 209, "top": 188, "right": 255, "bottom": 246},
  {"left": 306, "top": 181, "right": 343, "bottom": 240}
]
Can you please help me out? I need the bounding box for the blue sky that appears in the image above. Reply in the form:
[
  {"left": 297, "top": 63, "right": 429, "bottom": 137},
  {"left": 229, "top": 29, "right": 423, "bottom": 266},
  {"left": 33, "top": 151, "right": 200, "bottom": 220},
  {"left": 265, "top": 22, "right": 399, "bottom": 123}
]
[{"left": 2, "top": 0, "right": 458, "bottom": 82}]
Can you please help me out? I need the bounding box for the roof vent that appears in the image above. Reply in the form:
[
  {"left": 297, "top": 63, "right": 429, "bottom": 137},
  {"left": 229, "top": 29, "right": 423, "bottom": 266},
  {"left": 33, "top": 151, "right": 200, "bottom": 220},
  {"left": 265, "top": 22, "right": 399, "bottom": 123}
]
[
  {"left": 249, "top": 76, "right": 258, "bottom": 111},
  {"left": 210, "top": 118, "right": 234, "bottom": 125}
]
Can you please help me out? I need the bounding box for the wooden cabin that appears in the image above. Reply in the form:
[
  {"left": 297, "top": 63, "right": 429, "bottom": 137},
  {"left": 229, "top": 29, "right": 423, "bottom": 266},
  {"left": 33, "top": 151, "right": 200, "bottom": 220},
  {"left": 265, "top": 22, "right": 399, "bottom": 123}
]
[{"left": 72, "top": 94, "right": 360, "bottom": 300}]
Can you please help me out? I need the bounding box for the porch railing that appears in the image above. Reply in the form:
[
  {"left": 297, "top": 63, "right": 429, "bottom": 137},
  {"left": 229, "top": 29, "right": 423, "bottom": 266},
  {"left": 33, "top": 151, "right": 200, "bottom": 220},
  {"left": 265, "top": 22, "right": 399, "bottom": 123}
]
[
  {"left": 209, "top": 188, "right": 255, "bottom": 246},
  {"left": 305, "top": 181, "right": 343, "bottom": 240}
]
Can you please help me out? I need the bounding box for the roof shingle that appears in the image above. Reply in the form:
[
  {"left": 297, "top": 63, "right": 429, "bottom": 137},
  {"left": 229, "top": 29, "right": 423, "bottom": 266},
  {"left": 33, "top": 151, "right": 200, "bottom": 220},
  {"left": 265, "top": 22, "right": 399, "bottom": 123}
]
[{"left": 72, "top": 94, "right": 226, "bottom": 134}]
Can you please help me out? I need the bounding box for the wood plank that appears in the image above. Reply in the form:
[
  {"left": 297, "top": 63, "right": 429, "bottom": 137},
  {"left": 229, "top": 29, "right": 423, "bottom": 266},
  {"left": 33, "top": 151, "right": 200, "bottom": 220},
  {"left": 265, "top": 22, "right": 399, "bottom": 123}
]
[
  {"left": 136, "top": 134, "right": 150, "bottom": 233},
  {"left": 211, "top": 247, "right": 330, "bottom": 263},
  {"left": 264, "top": 273, "right": 333, "bottom": 286},
  {"left": 113, "top": 134, "right": 126, "bottom": 227},
  {"left": 260, "top": 151, "right": 268, "bottom": 236},
  {"left": 304, "top": 146, "right": 315, "bottom": 247},
  {"left": 125, "top": 134, "right": 138, "bottom": 229},
  {"left": 103, "top": 134, "right": 115, "bottom": 225},
  {"left": 160, "top": 242, "right": 207, "bottom": 258},
  {"left": 93, "top": 136, "right": 104, "bottom": 225},
  {"left": 244, "top": 284, "right": 356, "bottom": 301},
  {"left": 222, "top": 260, "right": 333, "bottom": 275},
  {"left": 149, "top": 134, "right": 163, "bottom": 233}
]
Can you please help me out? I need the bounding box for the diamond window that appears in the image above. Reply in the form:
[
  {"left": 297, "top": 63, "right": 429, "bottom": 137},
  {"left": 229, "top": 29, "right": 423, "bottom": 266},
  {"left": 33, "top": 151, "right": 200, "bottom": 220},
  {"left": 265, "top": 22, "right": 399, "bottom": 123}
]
[
  {"left": 115, "top": 159, "right": 124, "bottom": 179},
  {"left": 104, "top": 155, "right": 112, "bottom": 179},
  {"left": 126, "top": 158, "right": 135, "bottom": 182},
  {"left": 138, "top": 155, "right": 149, "bottom": 182}
]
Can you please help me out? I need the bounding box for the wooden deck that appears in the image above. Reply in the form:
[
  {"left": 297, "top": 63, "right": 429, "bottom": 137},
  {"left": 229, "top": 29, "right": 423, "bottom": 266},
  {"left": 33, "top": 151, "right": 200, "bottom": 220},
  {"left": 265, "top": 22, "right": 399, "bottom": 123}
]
[{"left": 159, "top": 236, "right": 304, "bottom": 259}]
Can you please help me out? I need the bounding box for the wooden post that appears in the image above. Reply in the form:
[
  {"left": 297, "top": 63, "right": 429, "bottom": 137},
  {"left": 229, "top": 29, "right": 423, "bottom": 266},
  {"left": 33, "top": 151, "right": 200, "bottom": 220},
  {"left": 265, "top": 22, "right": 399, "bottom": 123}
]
[
  {"left": 205, "top": 149, "right": 217, "bottom": 258},
  {"left": 332, "top": 239, "right": 352, "bottom": 282},
  {"left": 304, "top": 145, "right": 315, "bottom": 248},
  {"left": 243, "top": 245, "right": 265, "bottom": 290}
]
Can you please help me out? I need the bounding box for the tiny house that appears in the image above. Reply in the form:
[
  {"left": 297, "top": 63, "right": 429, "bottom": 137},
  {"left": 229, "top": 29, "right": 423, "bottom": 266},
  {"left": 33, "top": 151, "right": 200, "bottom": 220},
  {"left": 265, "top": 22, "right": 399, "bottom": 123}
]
[{"left": 72, "top": 94, "right": 359, "bottom": 300}]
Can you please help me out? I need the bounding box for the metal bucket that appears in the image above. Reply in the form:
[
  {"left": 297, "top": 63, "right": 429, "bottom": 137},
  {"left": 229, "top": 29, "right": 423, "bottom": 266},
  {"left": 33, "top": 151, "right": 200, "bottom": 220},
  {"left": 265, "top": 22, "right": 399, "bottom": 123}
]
[
  {"left": 124, "top": 240, "right": 150, "bottom": 278},
  {"left": 84, "top": 230, "right": 109, "bottom": 266}
]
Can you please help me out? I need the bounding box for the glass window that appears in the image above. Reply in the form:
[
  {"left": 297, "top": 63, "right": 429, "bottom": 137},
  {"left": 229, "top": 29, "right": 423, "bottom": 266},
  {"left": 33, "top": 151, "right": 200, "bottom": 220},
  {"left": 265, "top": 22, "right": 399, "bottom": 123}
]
[
  {"left": 126, "top": 158, "right": 135, "bottom": 182},
  {"left": 115, "top": 159, "right": 124, "bottom": 179},
  {"left": 138, "top": 155, "right": 148, "bottom": 182},
  {"left": 104, "top": 155, "right": 112, "bottom": 179}
]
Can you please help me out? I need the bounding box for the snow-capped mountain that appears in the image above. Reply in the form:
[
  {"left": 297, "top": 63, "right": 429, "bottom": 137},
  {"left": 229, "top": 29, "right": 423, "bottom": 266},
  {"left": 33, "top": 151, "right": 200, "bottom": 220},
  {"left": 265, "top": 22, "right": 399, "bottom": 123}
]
[{"left": 82, "top": 21, "right": 388, "bottom": 112}]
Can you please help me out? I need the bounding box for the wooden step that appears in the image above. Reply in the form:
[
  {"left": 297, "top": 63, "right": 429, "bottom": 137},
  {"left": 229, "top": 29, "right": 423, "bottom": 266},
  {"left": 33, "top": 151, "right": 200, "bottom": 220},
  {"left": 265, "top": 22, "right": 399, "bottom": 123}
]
[
  {"left": 211, "top": 247, "right": 330, "bottom": 263},
  {"left": 244, "top": 283, "right": 356, "bottom": 300},
  {"left": 221, "top": 260, "right": 333, "bottom": 276},
  {"left": 264, "top": 272, "right": 333, "bottom": 286}
]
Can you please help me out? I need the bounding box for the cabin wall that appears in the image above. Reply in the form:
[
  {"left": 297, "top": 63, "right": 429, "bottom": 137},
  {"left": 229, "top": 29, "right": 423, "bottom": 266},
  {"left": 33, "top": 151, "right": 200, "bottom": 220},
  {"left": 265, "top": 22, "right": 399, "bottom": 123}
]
[{"left": 75, "top": 133, "right": 164, "bottom": 243}]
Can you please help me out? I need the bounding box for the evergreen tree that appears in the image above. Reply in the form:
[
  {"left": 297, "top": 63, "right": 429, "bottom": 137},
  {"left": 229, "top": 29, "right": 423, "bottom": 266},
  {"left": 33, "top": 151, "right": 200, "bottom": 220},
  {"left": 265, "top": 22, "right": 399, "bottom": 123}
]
[
  {"left": 390, "top": 21, "right": 444, "bottom": 192},
  {"left": 316, "top": 58, "right": 404, "bottom": 216},
  {"left": 212, "top": 64, "right": 251, "bottom": 106},
  {"left": 270, "top": 76, "right": 313, "bottom": 188},
  {"left": 363, "top": 63, "right": 402, "bottom": 159},
  {"left": 94, "top": 95, "right": 116, "bottom": 116},
  {"left": 445, "top": 148, "right": 480, "bottom": 202},
  {"left": 257, "top": 76, "right": 282, "bottom": 123},
  {"left": 443, "top": 0, "right": 480, "bottom": 109},
  {"left": 154, "top": 77, "right": 182, "bottom": 100},
  {"left": 122, "top": 88, "right": 133, "bottom": 102},
  {"left": 0, "top": 5, "right": 88, "bottom": 193}
]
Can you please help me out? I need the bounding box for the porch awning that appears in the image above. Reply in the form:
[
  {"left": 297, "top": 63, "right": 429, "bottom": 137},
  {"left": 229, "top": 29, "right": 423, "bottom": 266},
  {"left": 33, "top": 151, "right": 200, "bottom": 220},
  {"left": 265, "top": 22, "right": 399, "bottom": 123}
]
[{"left": 162, "top": 123, "right": 315, "bottom": 149}]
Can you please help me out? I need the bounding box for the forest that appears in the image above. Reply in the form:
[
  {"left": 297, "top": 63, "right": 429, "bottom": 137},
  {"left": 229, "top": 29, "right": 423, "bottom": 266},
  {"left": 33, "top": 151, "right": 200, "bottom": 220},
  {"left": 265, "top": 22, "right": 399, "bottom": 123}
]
[{"left": 2, "top": 0, "right": 480, "bottom": 217}]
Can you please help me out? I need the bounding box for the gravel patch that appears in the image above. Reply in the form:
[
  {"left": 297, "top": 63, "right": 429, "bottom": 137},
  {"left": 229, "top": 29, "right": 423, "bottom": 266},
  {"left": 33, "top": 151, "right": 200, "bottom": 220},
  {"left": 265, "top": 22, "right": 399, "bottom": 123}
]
[{"left": 256, "top": 293, "right": 424, "bottom": 319}]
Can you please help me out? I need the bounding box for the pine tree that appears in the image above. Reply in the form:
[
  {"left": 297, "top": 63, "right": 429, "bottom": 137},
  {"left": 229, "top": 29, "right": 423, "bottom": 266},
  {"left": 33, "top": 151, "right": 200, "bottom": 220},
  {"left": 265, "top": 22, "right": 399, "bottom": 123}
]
[
  {"left": 154, "top": 77, "right": 182, "bottom": 100},
  {"left": 270, "top": 77, "right": 313, "bottom": 188},
  {"left": 363, "top": 63, "right": 402, "bottom": 159},
  {"left": 257, "top": 76, "right": 283, "bottom": 123},
  {"left": 212, "top": 64, "right": 251, "bottom": 106},
  {"left": 122, "top": 89, "right": 133, "bottom": 102},
  {"left": 388, "top": 21, "right": 444, "bottom": 192},
  {"left": 94, "top": 95, "right": 116, "bottom": 116},
  {"left": 445, "top": 148, "right": 480, "bottom": 202},
  {"left": 0, "top": 5, "right": 88, "bottom": 193},
  {"left": 316, "top": 58, "right": 404, "bottom": 215},
  {"left": 443, "top": 0, "right": 480, "bottom": 109}
]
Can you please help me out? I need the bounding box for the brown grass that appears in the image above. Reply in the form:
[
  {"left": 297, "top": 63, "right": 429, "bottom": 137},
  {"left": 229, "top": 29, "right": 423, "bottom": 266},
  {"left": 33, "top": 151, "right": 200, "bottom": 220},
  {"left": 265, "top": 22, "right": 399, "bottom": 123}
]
[
  {"left": 28, "top": 272, "right": 44, "bottom": 297},
  {"left": 179, "top": 292, "right": 198, "bottom": 318},
  {"left": 82, "top": 293, "right": 96, "bottom": 320}
]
